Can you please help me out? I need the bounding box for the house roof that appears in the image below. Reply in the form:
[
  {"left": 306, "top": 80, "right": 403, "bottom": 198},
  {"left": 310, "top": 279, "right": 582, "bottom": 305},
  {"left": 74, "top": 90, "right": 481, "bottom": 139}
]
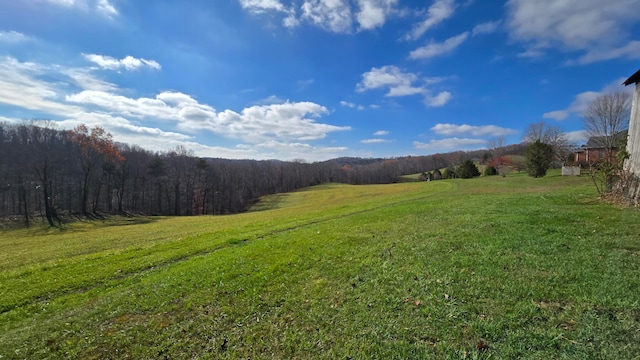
[
  {"left": 623, "top": 68, "right": 640, "bottom": 86},
  {"left": 585, "top": 130, "right": 628, "bottom": 148}
]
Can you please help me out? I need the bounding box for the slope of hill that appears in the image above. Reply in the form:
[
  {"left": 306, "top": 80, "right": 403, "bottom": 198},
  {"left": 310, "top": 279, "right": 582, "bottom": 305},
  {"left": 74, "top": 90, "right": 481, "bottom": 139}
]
[{"left": 1, "top": 172, "right": 639, "bottom": 359}]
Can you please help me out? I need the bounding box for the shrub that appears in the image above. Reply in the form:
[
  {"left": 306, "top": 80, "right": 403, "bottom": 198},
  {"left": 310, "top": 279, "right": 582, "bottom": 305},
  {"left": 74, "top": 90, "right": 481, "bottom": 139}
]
[
  {"left": 456, "top": 160, "right": 481, "bottom": 179},
  {"left": 484, "top": 166, "right": 498, "bottom": 176}
]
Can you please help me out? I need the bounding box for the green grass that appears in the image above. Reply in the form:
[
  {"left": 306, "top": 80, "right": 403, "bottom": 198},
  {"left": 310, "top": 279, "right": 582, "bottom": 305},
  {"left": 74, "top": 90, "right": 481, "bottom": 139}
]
[{"left": 1, "top": 171, "right": 639, "bottom": 359}]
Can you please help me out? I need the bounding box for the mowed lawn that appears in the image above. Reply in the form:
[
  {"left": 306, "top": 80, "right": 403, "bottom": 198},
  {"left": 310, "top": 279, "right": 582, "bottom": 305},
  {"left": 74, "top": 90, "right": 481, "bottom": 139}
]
[{"left": 1, "top": 172, "right": 639, "bottom": 359}]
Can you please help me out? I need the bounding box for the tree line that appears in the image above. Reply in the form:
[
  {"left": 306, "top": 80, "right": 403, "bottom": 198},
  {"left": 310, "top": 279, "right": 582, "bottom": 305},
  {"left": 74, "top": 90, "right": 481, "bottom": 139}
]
[{"left": 0, "top": 122, "right": 526, "bottom": 227}]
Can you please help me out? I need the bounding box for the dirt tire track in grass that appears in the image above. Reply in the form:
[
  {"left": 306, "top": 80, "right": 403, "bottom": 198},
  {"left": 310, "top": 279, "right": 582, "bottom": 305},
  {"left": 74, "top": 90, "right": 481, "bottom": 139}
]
[{"left": 1, "top": 183, "right": 452, "bottom": 317}]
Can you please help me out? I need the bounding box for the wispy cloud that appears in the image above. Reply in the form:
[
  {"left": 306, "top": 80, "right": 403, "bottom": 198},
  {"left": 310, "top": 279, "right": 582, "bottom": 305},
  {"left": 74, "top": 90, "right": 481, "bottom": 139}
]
[
  {"left": 409, "top": 32, "right": 469, "bottom": 60},
  {"left": 96, "top": 0, "right": 118, "bottom": 18},
  {"left": 361, "top": 138, "right": 392, "bottom": 144},
  {"left": 297, "top": 78, "right": 315, "bottom": 90},
  {"left": 431, "top": 123, "right": 517, "bottom": 136},
  {"left": 83, "top": 54, "right": 161, "bottom": 71},
  {"left": 0, "top": 57, "right": 82, "bottom": 116},
  {"left": 506, "top": 0, "right": 640, "bottom": 64},
  {"left": 374, "top": 130, "right": 389, "bottom": 136},
  {"left": 425, "top": 91, "right": 451, "bottom": 107},
  {"left": 0, "top": 56, "right": 352, "bottom": 161},
  {"left": 414, "top": 137, "right": 486, "bottom": 151},
  {"left": 43, "top": 0, "right": 119, "bottom": 18},
  {"left": 405, "top": 0, "right": 456, "bottom": 41},
  {"left": 238, "top": 0, "right": 299, "bottom": 28},
  {"left": 543, "top": 78, "right": 632, "bottom": 120},
  {"left": 472, "top": 20, "right": 501, "bottom": 36},
  {"left": 254, "top": 95, "right": 287, "bottom": 105},
  {"left": 0, "top": 31, "right": 33, "bottom": 43},
  {"left": 340, "top": 101, "right": 364, "bottom": 110}
]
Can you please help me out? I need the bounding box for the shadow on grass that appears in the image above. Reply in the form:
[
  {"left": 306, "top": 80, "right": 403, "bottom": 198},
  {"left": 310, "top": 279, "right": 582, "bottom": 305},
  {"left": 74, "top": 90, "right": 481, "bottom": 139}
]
[
  {"left": 103, "top": 217, "right": 160, "bottom": 227},
  {"left": 249, "top": 194, "right": 289, "bottom": 212}
]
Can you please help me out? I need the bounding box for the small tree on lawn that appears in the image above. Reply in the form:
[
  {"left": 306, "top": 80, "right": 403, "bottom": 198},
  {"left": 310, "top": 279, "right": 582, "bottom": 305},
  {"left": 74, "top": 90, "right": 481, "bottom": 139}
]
[
  {"left": 525, "top": 140, "right": 553, "bottom": 178},
  {"left": 487, "top": 155, "right": 517, "bottom": 177},
  {"left": 456, "top": 160, "right": 481, "bottom": 179}
]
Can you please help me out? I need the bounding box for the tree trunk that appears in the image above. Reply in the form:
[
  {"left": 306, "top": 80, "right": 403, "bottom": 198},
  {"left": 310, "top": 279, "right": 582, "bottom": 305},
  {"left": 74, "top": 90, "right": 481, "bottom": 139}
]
[{"left": 19, "top": 183, "right": 29, "bottom": 227}]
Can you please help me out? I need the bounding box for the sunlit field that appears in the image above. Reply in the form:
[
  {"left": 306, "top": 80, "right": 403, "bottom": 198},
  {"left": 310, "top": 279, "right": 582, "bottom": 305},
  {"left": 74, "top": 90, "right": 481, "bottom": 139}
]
[{"left": 1, "top": 171, "right": 639, "bottom": 359}]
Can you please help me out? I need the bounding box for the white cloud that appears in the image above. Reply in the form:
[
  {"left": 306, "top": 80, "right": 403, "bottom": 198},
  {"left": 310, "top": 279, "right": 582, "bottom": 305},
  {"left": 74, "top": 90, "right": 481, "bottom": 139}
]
[
  {"left": 543, "top": 78, "right": 632, "bottom": 120},
  {"left": 0, "top": 57, "right": 82, "bottom": 116},
  {"left": 43, "top": 0, "right": 119, "bottom": 18},
  {"left": 44, "top": 0, "right": 78, "bottom": 6},
  {"left": 297, "top": 78, "right": 315, "bottom": 90},
  {"left": 254, "top": 95, "right": 287, "bottom": 105},
  {"left": 0, "top": 31, "right": 33, "bottom": 43},
  {"left": 340, "top": 101, "right": 364, "bottom": 110},
  {"left": 238, "top": 0, "right": 401, "bottom": 33},
  {"left": 65, "top": 91, "right": 351, "bottom": 144},
  {"left": 65, "top": 90, "right": 196, "bottom": 120},
  {"left": 0, "top": 58, "right": 350, "bottom": 155},
  {"left": 96, "top": 0, "right": 117, "bottom": 17},
  {"left": 543, "top": 91, "right": 600, "bottom": 120},
  {"left": 83, "top": 54, "right": 161, "bottom": 71},
  {"left": 63, "top": 68, "right": 118, "bottom": 92},
  {"left": 573, "top": 41, "right": 640, "bottom": 64},
  {"left": 356, "top": 65, "right": 424, "bottom": 96},
  {"left": 472, "top": 20, "right": 501, "bottom": 36},
  {"left": 239, "top": 0, "right": 287, "bottom": 13},
  {"left": 238, "top": 0, "right": 299, "bottom": 27},
  {"left": 405, "top": 0, "right": 456, "bottom": 41},
  {"left": 425, "top": 91, "right": 452, "bottom": 107},
  {"left": 355, "top": 0, "right": 398, "bottom": 30},
  {"left": 564, "top": 130, "right": 588, "bottom": 144},
  {"left": 431, "top": 123, "right": 517, "bottom": 136},
  {"left": 409, "top": 32, "right": 469, "bottom": 60},
  {"left": 506, "top": 0, "right": 640, "bottom": 63},
  {"left": 414, "top": 137, "right": 486, "bottom": 151},
  {"left": 361, "top": 138, "right": 392, "bottom": 144},
  {"left": 0, "top": 56, "right": 352, "bottom": 161},
  {"left": 216, "top": 101, "right": 350, "bottom": 142},
  {"left": 253, "top": 140, "right": 349, "bottom": 161},
  {"left": 357, "top": 66, "right": 453, "bottom": 107},
  {"left": 374, "top": 130, "right": 389, "bottom": 136},
  {"left": 301, "top": 0, "right": 353, "bottom": 33},
  {"left": 517, "top": 48, "right": 546, "bottom": 59}
]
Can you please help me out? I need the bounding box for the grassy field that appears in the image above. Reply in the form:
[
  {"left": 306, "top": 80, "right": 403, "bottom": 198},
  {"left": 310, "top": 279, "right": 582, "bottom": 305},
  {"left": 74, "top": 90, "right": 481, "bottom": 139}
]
[{"left": 1, "top": 171, "right": 639, "bottom": 359}]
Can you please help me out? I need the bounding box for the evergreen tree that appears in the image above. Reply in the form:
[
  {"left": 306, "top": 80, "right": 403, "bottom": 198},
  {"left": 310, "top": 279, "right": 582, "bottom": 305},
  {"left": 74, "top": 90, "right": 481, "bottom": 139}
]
[
  {"left": 456, "top": 160, "right": 481, "bottom": 179},
  {"left": 525, "top": 140, "right": 553, "bottom": 178}
]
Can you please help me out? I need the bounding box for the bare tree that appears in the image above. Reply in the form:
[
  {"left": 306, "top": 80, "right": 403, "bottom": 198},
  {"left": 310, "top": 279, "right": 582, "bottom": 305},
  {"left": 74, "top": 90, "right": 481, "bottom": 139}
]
[
  {"left": 583, "top": 91, "right": 632, "bottom": 161},
  {"left": 523, "top": 121, "right": 570, "bottom": 165},
  {"left": 522, "top": 122, "right": 547, "bottom": 144},
  {"left": 488, "top": 136, "right": 505, "bottom": 158}
]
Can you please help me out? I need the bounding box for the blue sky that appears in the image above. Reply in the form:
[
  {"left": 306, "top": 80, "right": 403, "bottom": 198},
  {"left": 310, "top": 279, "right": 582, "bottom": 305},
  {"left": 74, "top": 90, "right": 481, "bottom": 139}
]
[{"left": 1, "top": 0, "right": 639, "bottom": 161}]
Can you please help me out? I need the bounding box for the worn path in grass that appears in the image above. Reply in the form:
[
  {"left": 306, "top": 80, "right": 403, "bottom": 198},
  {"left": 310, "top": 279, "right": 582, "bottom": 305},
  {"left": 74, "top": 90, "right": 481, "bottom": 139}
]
[{"left": 1, "top": 172, "right": 639, "bottom": 359}]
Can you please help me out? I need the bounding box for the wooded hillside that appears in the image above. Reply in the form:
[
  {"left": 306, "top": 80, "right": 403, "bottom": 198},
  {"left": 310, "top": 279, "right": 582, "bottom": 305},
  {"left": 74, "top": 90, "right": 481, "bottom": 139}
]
[{"left": 0, "top": 122, "right": 526, "bottom": 226}]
